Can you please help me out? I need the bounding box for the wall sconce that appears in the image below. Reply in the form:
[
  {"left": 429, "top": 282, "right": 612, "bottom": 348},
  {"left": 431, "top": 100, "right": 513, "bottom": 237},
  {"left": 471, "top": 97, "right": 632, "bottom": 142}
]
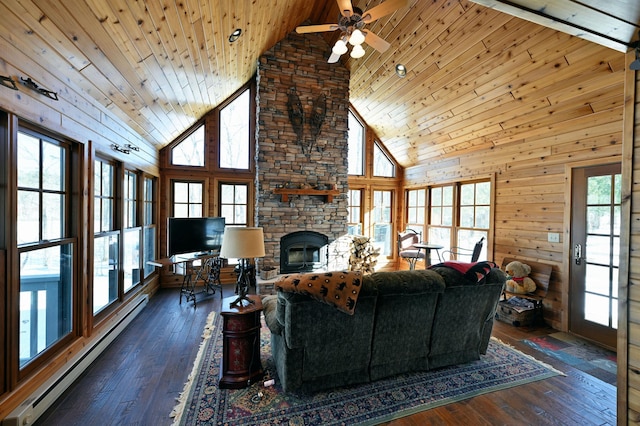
[
  {"left": 20, "top": 77, "right": 58, "bottom": 101},
  {"left": 112, "top": 144, "right": 130, "bottom": 154},
  {"left": 0, "top": 75, "right": 17, "bottom": 90}
]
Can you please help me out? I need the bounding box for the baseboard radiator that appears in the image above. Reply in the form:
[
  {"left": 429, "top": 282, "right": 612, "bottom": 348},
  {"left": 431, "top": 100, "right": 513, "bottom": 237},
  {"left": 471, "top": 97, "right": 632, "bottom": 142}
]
[{"left": 3, "top": 293, "right": 149, "bottom": 426}]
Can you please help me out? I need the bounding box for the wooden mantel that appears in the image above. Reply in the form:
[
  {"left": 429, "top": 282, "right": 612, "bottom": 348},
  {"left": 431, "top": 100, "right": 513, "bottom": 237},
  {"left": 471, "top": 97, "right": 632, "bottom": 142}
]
[{"left": 273, "top": 188, "right": 340, "bottom": 202}]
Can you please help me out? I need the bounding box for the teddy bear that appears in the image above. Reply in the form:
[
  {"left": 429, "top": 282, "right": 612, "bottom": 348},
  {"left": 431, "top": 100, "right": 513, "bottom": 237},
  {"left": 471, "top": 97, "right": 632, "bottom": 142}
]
[{"left": 504, "top": 260, "right": 537, "bottom": 294}]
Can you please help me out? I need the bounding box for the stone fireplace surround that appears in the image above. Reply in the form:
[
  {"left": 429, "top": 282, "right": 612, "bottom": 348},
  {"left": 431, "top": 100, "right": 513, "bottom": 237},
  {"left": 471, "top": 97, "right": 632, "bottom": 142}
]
[{"left": 255, "top": 30, "right": 351, "bottom": 273}]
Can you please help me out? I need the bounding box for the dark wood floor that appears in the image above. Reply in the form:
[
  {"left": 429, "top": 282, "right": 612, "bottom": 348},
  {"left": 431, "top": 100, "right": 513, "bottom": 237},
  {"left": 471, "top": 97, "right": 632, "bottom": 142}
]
[{"left": 35, "top": 285, "right": 617, "bottom": 426}]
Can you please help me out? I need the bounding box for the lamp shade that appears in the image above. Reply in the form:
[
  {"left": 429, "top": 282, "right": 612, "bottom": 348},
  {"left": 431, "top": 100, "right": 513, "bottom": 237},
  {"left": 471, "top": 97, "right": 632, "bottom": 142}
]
[{"left": 219, "top": 227, "right": 266, "bottom": 259}]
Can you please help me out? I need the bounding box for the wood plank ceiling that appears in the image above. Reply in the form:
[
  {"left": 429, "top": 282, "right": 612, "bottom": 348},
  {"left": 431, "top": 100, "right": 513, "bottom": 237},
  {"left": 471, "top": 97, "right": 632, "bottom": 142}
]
[{"left": 0, "top": 0, "right": 638, "bottom": 168}]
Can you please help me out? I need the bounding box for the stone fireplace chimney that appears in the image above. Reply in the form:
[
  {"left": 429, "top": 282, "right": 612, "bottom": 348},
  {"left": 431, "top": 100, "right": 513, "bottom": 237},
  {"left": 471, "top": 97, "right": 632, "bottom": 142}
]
[{"left": 256, "top": 30, "right": 350, "bottom": 272}]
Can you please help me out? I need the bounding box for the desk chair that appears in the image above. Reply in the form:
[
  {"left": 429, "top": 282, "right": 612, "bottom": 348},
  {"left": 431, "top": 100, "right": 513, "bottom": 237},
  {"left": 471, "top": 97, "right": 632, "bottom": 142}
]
[
  {"left": 442, "top": 237, "right": 485, "bottom": 262},
  {"left": 398, "top": 229, "right": 425, "bottom": 270}
]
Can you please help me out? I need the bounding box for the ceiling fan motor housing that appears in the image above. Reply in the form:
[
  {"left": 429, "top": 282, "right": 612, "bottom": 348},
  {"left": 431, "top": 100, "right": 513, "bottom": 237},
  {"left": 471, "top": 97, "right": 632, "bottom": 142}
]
[{"left": 338, "top": 7, "right": 365, "bottom": 36}]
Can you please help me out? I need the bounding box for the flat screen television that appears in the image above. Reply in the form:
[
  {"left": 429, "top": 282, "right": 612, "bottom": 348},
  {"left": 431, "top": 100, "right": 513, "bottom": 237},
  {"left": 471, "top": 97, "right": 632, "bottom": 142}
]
[{"left": 167, "top": 217, "right": 225, "bottom": 256}]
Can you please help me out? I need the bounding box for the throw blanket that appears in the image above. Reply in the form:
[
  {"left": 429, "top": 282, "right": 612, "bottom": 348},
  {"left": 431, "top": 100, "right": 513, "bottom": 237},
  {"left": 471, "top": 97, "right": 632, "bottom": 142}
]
[
  {"left": 275, "top": 271, "right": 362, "bottom": 315},
  {"left": 430, "top": 260, "right": 497, "bottom": 284}
]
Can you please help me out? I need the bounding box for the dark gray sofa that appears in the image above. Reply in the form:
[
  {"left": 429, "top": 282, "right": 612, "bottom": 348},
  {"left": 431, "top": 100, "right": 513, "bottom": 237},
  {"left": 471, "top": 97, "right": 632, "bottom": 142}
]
[{"left": 263, "top": 266, "right": 506, "bottom": 393}]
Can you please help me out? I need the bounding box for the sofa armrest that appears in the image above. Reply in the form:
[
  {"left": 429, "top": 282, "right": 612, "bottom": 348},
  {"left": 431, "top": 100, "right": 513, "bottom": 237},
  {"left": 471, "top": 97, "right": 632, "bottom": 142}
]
[{"left": 262, "top": 294, "right": 283, "bottom": 335}]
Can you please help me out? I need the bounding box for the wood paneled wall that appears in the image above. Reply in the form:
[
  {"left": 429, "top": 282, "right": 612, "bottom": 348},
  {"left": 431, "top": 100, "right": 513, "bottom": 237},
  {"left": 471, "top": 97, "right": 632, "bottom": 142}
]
[
  {"left": 623, "top": 48, "right": 640, "bottom": 424},
  {"left": 404, "top": 34, "right": 624, "bottom": 332},
  {"left": 0, "top": 21, "right": 158, "bottom": 174}
]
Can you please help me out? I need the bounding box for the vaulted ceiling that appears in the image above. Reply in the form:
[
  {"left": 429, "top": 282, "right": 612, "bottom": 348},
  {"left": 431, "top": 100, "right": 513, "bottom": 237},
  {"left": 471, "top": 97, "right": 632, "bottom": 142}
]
[{"left": 1, "top": 0, "right": 638, "bottom": 168}]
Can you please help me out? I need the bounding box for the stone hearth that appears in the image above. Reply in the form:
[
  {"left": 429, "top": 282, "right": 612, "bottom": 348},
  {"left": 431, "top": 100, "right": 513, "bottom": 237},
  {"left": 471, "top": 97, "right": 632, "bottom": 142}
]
[{"left": 255, "top": 29, "right": 350, "bottom": 272}]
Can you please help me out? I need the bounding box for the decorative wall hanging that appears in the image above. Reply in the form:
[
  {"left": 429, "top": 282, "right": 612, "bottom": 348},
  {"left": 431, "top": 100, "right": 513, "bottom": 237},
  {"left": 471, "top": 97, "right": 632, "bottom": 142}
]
[
  {"left": 286, "top": 87, "right": 328, "bottom": 155},
  {"left": 309, "top": 93, "right": 326, "bottom": 153},
  {"left": 20, "top": 77, "right": 58, "bottom": 101},
  {"left": 287, "top": 87, "right": 304, "bottom": 143}
]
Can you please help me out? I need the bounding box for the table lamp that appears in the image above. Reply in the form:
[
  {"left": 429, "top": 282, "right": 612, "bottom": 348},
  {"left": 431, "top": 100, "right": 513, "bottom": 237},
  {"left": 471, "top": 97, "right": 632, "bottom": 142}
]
[{"left": 220, "top": 227, "right": 265, "bottom": 307}]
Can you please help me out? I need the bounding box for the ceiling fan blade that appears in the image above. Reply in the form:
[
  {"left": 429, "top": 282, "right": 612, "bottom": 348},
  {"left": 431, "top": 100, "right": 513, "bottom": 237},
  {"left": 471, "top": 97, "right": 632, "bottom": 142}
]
[
  {"left": 363, "top": 30, "right": 391, "bottom": 53},
  {"left": 336, "top": 0, "right": 354, "bottom": 17},
  {"left": 296, "top": 24, "right": 339, "bottom": 34},
  {"left": 362, "top": 0, "right": 408, "bottom": 23},
  {"left": 328, "top": 52, "right": 342, "bottom": 63}
]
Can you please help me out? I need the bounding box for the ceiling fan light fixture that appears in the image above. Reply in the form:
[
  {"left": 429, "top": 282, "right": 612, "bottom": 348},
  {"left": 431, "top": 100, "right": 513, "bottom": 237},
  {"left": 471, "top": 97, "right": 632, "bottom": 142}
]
[
  {"left": 228, "top": 28, "right": 242, "bottom": 42},
  {"left": 395, "top": 64, "right": 407, "bottom": 78},
  {"left": 349, "top": 29, "right": 366, "bottom": 45},
  {"left": 333, "top": 39, "right": 348, "bottom": 55},
  {"left": 350, "top": 44, "right": 365, "bottom": 59}
]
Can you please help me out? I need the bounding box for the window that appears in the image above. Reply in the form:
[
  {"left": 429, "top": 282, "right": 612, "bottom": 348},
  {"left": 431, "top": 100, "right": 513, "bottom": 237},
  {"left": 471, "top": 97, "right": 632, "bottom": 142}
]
[
  {"left": 348, "top": 111, "right": 364, "bottom": 175},
  {"left": 171, "top": 125, "right": 205, "bottom": 167},
  {"left": 372, "top": 190, "right": 393, "bottom": 255},
  {"left": 17, "top": 130, "right": 74, "bottom": 369},
  {"left": 406, "top": 189, "right": 426, "bottom": 230},
  {"left": 456, "top": 181, "right": 490, "bottom": 259},
  {"left": 173, "top": 181, "right": 203, "bottom": 218},
  {"left": 143, "top": 177, "right": 157, "bottom": 277},
  {"left": 123, "top": 170, "right": 140, "bottom": 292},
  {"left": 220, "top": 183, "right": 248, "bottom": 225},
  {"left": 220, "top": 89, "right": 250, "bottom": 169},
  {"left": 347, "top": 189, "right": 363, "bottom": 235},
  {"left": 426, "top": 180, "right": 491, "bottom": 261},
  {"left": 94, "top": 159, "right": 118, "bottom": 314},
  {"left": 373, "top": 142, "right": 395, "bottom": 177},
  {"left": 428, "top": 185, "right": 454, "bottom": 255}
]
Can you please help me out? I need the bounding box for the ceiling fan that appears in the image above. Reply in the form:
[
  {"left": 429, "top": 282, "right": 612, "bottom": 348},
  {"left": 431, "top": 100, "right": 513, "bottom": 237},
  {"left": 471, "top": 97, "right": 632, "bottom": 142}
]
[{"left": 295, "top": 0, "right": 408, "bottom": 63}]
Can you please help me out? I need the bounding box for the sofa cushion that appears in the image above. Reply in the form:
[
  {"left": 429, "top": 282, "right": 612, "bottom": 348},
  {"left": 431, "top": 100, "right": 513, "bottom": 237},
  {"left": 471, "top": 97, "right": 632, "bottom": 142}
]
[
  {"left": 262, "top": 294, "right": 283, "bottom": 335},
  {"left": 275, "top": 271, "right": 363, "bottom": 315},
  {"left": 430, "top": 261, "right": 498, "bottom": 286}
]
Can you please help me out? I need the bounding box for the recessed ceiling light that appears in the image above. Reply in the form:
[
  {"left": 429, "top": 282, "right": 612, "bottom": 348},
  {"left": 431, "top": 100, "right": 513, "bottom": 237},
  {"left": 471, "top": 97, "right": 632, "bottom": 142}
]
[
  {"left": 395, "top": 64, "right": 407, "bottom": 78},
  {"left": 229, "top": 28, "right": 242, "bottom": 43}
]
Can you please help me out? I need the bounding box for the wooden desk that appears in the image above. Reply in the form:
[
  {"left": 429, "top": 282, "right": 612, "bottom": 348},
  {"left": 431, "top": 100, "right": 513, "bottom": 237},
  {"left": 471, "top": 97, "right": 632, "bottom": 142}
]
[
  {"left": 148, "top": 252, "right": 221, "bottom": 306},
  {"left": 413, "top": 243, "right": 443, "bottom": 268},
  {"left": 219, "top": 295, "right": 264, "bottom": 389}
]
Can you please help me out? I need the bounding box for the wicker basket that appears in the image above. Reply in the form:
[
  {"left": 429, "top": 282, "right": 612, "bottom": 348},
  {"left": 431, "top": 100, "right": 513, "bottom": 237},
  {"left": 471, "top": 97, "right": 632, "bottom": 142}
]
[
  {"left": 495, "top": 300, "right": 540, "bottom": 327},
  {"left": 260, "top": 268, "right": 277, "bottom": 280}
]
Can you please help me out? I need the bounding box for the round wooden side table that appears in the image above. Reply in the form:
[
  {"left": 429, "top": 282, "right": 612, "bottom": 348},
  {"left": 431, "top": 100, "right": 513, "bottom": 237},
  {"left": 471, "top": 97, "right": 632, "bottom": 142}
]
[{"left": 218, "top": 294, "right": 264, "bottom": 389}]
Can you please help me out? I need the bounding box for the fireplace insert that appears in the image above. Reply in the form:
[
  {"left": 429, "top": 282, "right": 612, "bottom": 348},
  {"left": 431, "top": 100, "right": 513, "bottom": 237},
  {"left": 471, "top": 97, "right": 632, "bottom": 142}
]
[{"left": 280, "top": 231, "right": 329, "bottom": 273}]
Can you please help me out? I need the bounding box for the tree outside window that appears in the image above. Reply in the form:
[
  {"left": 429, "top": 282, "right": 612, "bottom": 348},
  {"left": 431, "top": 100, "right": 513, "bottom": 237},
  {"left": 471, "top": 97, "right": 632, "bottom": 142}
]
[
  {"left": 93, "top": 159, "right": 118, "bottom": 314},
  {"left": 143, "top": 177, "right": 157, "bottom": 277},
  {"left": 173, "top": 181, "right": 203, "bottom": 218},
  {"left": 220, "top": 90, "right": 250, "bottom": 170},
  {"left": 372, "top": 190, "right": 393, "bottom": 255},
  {"left": 347, "top": 189, "right": 363, "bottom": 235},
  {"left": 123, "top": 170, "right": 140, "bottom": 293},
  {"left": 220, "top": 183, "right": 248, "bottom": 225},
  {"left": 428, "top": 185, "right": 453, "bottom": 256},
  {"left": 171, "top": 125, "right": 205, "bottom": 167},
  {"left": 17, "top": 130, "right": 74, "bottom": 368},
  {"left": 373, "top": 142, "right": 395, "bottom": 177},
  {"left": 348, "top": 111, "right": 364, "bottom": 175}
]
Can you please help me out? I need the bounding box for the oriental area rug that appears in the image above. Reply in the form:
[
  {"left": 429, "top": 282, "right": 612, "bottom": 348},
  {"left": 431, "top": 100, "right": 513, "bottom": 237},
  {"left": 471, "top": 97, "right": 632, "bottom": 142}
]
[{"left": 171, "top": 313, "right": 563, "bottom": 426}]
